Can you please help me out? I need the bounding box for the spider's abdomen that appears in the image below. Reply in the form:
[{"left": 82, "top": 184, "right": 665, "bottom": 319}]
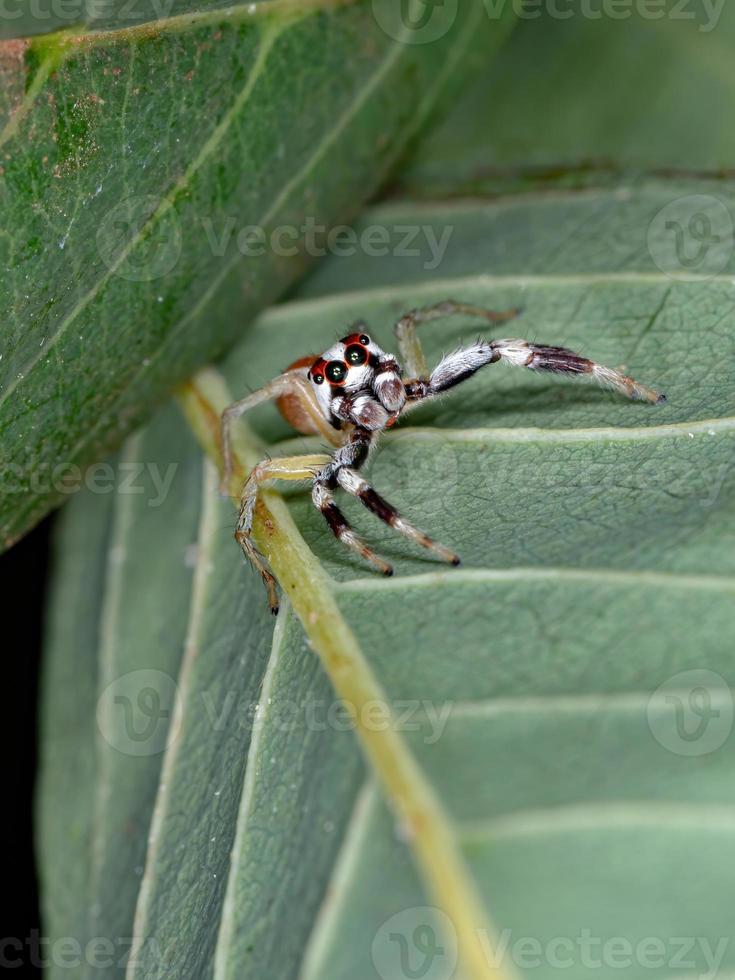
[{"left": 277, "top": 355, "right": 323, "bottom": 434}]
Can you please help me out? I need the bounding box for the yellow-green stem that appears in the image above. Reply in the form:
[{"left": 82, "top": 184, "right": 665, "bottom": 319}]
[{"left": 177, "top": 367, "right": 516, "bottom": 980}]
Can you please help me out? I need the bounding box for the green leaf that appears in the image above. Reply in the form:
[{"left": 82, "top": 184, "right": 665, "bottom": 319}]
[
  {"left": 39, "top": 183, "right": 735, "bottom": 978},
  {"left": 0, "top": 0, "right": 511, "bottom": 550},
  {"left": 399, "top": 5, "right": 735, "bottom": 196}
]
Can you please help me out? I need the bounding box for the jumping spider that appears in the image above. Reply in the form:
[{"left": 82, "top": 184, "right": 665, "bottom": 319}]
[{"left": 221, "top": 300, "right": 665, "bottom": 613}]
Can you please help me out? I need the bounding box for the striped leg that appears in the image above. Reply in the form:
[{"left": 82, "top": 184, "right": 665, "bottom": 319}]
[
  {"left": 221, "top": 371, "right": 341, "bottom": 495},
  {"left": 395, "top": 299, "right": 522, "bottom": 377},
  {"left": 311, "top": 481, "right": 394, "bottom": 576},
  {"left": 405, "top": 338, "right": 666, "bottom": 405},
  {"left": 336, "top": 467, "right": 460, "bottom": 566},
  {"left": 236, "top": 454, "right": 332, "bottom": 613},
  {"left": 310, "top": 431, "right": 395, "bottom": 576}
]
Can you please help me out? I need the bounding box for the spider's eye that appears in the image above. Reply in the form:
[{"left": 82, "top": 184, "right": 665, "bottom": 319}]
[
  {"left": 325, "top": 360, "right": 347, "bottom": 384},
  {"left": 345, "top": 344, "right": 368, "bottom": 366},
  {"left": 312, "top": 373, "right": 324, "bottom": 385},
  {"left": 359, "top": 334, "right": 370, "bottom": 346}
]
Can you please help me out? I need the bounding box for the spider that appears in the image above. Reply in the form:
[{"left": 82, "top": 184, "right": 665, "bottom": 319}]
[{"left": 221, "top": 300, "right": 665, "bottom": 613}]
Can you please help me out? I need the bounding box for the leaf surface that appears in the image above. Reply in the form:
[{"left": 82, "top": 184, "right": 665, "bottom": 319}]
[
  {"left": 0, "top": 0, "right": 509, "bottom": 549},
  {"left": 399, "top": 6, "right": 735, "bottom": 196},
  {"left": 39, "top": 184, "right": 735, "bottom": 979}
]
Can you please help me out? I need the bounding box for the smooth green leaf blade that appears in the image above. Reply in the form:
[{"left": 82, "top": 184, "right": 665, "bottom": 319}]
[
  {"left": 399, "top": 7, "right": 735, "bottom": 196},
  {"left": 304, "top": 786, "right": 735, "bottom": 980},
  {"left": 39, "top": 186, "right": 735, "bottom": 978},
  {"left": 209, "top": 609, "right": 365, "bottom": 980},
  {"left": 38, "top": 402, "right": 202, "bottom": 979},
  {"left": 36, "top": 479, "right": 114, "bottom": 967},
  {"left": 297, "top": 182, "right": 735, "bottom": 296},
  {"left": 0, "top": 0, "right": 507, "bottom": 550},
  {"left": 128, "top": 465, "right": 365, "bottom": 979}
]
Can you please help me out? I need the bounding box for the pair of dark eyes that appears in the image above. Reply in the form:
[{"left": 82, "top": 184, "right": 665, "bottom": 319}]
[{"left": 313, "top": 336, "right": 370, "bottom": 385}]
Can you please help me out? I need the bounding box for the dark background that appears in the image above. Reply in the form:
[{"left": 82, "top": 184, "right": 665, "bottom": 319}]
[{"left": 4, "top": 516, "right": 50, "bottom": 976}]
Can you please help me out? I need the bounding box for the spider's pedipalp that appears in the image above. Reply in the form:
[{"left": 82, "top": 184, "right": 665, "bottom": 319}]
[
  {"left": 336, "top": 467, "right": 460, "bottom": 566},
  {"left": 373, "top": 355, "right": 405, "bottom": 414}
]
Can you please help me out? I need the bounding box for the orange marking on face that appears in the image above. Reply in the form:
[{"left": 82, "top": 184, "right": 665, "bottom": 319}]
[{"left": 340, "top": 333, "right": 362, "bottom": 346}]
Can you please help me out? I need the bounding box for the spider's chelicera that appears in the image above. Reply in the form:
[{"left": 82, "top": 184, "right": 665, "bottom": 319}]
[{"left": 221, "top": 300, "right": 665, "bottom": 613}]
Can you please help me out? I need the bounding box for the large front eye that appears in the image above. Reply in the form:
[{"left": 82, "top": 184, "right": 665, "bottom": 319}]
[
  {"left": 345, "top": 344, "right": 368, "bottom": 366},
  {"left": 326, "top": 360, "right": 347, "bottom": 384}
]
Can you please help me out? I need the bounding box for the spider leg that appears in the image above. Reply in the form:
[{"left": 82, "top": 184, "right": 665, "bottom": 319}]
[
  {"left": 395, "top": 299, "right": 522, "bottom": 377},
  {"left": 404, "top": 338, "right": 665, "bottom": 405},
  {"left": 311, "top": 433, "right": 395, "bottom": 577},
  {"left": 236, "top": 453, "right": 332, "bottom": 613},
  {"left": 221, "top": 371, "right": 341, "bottom": 494},
  {"left": 312, "top": 481, "right": 394, "bottom": 577},
  {"left": 336, "top": 467, "right": 460, "bottom": 566}
]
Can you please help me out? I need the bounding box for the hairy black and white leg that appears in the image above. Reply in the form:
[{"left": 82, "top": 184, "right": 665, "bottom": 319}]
[
  {"left": 406, "top": 338, "right": 666, "bottom": 405},
  {"left": 221, "top": 372, "right": 341, "bottom": 494},
  {"left": 236, "top": 453, "right": 332, "bottom": 613},
  {"left": 311, "top": 433, "right": 394, "bottom": 576},
  {"left": 336, "top": 467, "right": 460, "bottom": 566},
  {"left": 395, "top": 299, "right": 522, "bottom": 377}
]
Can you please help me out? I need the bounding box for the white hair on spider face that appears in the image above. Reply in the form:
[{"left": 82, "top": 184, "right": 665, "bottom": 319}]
[{"left": 307, "top": 328, "right": 389, "bottom": 422}]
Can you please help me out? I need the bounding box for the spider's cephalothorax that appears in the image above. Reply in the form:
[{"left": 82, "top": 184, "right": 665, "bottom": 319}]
[
  {"left": 307, "top": 329, "right": 406, "bottom": 432},
  {"left": 221, "top": 300, "right": 666, "bottom": 612}
]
